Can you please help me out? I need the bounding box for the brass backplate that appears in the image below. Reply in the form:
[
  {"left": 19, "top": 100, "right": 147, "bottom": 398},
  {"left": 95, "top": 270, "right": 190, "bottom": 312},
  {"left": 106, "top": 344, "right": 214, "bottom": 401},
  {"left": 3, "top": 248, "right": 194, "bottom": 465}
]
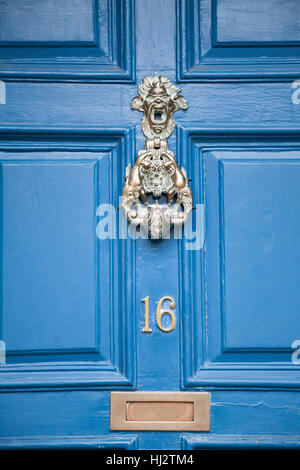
[{"left": 110, "top": 392, "right": 210, "bottom": 431}]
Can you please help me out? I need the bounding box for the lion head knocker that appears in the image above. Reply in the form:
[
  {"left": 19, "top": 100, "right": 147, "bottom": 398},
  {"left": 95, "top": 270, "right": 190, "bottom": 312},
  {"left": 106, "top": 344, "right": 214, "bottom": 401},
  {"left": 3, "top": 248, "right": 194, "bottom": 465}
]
[
  {"left": 130, "top": 75, "right": 187, "bottom": 140},
  {"left": 121, "top": 76, "right": 193, "bottom": 239}
]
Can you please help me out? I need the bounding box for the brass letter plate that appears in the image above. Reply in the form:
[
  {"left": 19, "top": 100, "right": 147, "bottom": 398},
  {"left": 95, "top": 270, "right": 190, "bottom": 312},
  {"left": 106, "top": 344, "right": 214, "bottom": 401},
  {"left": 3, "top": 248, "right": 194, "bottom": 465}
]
[{"left": 110, "top": 392, "right": 210, "bottom": 431}]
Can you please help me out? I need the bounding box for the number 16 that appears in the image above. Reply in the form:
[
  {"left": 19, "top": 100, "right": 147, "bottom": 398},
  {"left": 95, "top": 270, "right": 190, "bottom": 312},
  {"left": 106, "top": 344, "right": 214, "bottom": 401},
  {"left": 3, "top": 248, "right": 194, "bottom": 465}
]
[{"left": 141, "top": 296, "right": 176, "bottom": 333}]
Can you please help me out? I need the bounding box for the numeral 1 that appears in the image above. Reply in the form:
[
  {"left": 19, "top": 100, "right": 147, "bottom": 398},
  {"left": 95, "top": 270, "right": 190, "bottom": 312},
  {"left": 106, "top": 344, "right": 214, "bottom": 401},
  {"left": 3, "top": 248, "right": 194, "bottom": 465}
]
[{"left": 141, "top": 296, "right": 152, "bottom": 333}]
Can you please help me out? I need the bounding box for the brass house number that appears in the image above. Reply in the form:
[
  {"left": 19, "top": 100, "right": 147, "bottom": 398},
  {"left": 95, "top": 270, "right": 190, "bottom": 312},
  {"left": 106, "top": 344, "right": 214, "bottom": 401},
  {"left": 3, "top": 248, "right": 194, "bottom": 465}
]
[{"left": 141, "top": 296, "right": 176, "bottom": 333}]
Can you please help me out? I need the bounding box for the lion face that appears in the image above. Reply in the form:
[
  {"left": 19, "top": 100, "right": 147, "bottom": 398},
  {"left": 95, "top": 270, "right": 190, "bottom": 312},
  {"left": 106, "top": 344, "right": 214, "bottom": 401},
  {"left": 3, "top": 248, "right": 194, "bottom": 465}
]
[
  {"left": 131, "top": 75, "right": 187, "bottom": 139},
  {"left": 142, "top": 82, "right": 175, "bottom": 137}
]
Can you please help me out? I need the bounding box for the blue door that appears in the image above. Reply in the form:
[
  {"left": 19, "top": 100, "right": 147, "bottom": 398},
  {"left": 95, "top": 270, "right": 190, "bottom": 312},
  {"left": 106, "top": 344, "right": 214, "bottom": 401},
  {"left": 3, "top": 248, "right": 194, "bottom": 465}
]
[{"left": 0, "top": 0, "right": 300, "bottom": 450}]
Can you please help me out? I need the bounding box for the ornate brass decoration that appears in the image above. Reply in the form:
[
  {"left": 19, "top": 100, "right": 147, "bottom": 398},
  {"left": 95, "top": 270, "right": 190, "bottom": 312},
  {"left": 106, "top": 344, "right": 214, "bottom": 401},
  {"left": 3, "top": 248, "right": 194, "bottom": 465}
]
[
  {"left": 130, "top": 75, "right": 188, "bottom": 139},
  {"left": 121, "top": 75, "right": 193, "bottom": 238}
]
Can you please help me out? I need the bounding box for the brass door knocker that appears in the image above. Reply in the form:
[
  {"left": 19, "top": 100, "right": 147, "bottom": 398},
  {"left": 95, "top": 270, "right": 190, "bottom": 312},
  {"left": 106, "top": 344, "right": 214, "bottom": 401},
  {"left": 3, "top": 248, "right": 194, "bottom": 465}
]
[{"left": 121, "top": 75, "right": 193, "bottom": 239}]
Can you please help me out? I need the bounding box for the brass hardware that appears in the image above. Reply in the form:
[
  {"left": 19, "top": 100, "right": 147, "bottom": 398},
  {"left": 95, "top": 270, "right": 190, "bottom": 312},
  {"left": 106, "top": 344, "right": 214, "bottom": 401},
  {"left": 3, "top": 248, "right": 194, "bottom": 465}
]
[
  {"left": 130, "top": 75, "right": 187, "bottom": 140},
  {"left": 127, "top": 401, "right": 194, "bottom": 422},
  {"left": 142, "top": 296, "right": 176, "bottom": 333},
  {"left": 110, "top": 392, "right": 210, "bottom": 431},
  {"left": 121, "top": 76, "right": 193, "bottom": 239},
  {"left": 156, "top": 296, "right": 176, "bottom": 332},
  {"left": 141, "top": 296, "right": 152, "bottom": 333}
]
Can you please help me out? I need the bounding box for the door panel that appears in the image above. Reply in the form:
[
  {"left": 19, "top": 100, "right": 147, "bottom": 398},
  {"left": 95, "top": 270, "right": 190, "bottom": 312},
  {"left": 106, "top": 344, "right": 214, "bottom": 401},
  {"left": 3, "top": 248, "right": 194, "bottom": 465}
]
[
  {"left": 178, "top": 0, "right": 300, "bottom": 80},
  {"left": 0, "top": 131, "right": 136, "bottom": 389},
  {"left": 0, "top": 0, "right": 300, "bottom": 450},
  {"left": 0, "top": 0, "right": 135, "bottom": 82},
  {"left": 181, "top": 133, "right": 300, "bottom": 389}
]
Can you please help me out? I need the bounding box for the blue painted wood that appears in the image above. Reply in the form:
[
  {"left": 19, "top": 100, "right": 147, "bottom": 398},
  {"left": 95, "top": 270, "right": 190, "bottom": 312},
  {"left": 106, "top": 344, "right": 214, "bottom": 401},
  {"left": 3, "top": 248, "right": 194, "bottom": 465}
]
[
  {"left": 215, "top": 0, "right": 300, "bottom": 44},
  {"left": 179, "top": 127, "right": 300, "bottom": 390},
  {"left": 0, "top": 436, "right": 139, "bottom": 450},
  {"left": 0, "top": 0, "right": 135, "bottom": 82},
  {"left": 0, "top": 0, "right": 300, "bottom": 450},
  {"left": 0, "top": 128, "right": 136, "bottom": 391},
  {"left": 177, "top": 0, "right": 300, "bottom": 81},
  {"left": 0, "top": 0, "right": 97, "bottom": 44},
  {"left": 182, "top": 435, "right": 300, "bottom": 449}
]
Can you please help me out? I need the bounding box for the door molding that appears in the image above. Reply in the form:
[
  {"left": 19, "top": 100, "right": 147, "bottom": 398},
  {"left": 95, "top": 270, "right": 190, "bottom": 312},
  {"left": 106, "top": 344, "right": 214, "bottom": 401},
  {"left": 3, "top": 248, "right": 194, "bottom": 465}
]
[
  {"left": 0, "top": 0, "right": 135, "bottom": 83},
  {"left": 179, "top": 125, "right": 300, "bottom": 390},
  {"left": 0, "top": 126, "right": 137, "bottom": 392}
]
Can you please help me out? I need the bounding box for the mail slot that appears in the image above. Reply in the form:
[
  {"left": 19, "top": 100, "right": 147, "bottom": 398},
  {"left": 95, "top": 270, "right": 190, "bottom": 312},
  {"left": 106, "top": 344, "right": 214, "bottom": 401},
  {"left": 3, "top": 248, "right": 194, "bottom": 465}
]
[{"left": 110, "top": 392, "right": 210, "bottom": 431}]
